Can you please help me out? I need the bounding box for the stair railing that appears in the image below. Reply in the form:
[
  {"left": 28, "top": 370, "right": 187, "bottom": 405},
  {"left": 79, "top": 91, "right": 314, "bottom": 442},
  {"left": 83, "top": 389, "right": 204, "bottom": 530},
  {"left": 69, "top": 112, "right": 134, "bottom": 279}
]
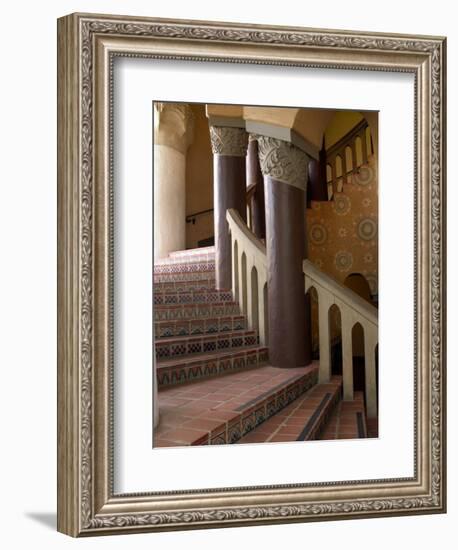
[
  {"left": 226, "top": 208, "right": 268, "bottom": 345},
  {"left": 303, "top": 259, "right": 378, "bottom": 418},
  {"left": 227, "top": 208, "right": 379, "bottom": 419}
]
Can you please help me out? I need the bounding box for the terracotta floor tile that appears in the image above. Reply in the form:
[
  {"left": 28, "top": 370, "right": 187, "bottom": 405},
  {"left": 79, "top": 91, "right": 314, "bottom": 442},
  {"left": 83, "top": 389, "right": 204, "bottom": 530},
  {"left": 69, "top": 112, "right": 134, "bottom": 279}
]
[{"left": 160, "top": 427, "right": 209, "bottom": 444}]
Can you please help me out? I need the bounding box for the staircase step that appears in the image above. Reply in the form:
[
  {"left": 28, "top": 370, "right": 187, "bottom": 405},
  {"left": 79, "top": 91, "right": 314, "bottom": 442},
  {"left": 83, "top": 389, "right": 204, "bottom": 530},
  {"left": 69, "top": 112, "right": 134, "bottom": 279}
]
[
  {"left": 154, "top": 301, "right": 240, "bottom": 322},
  {"left": 154, "top": 270, "right": 215, "bottom": 284},
  {"left": 169, "top": 245, "right": 214, "bottom": 255},
  {"left": 154, "top": 363, "right": 319, "bottom": 447},
  {"left": 154, "top": 261, "right": 215, "bottom": 275},
  {"left": 318, "top": 391, "right": 368, "bottom": 440},
  {"left": 154, "top": 278, "right": 216, "bottom": 293},
  {"left": 163, "top": 246, "right": 215, "bottom": 262},
  {"left": 157, "top": 345, "right": 269, "bottom": 387},
  {"left": 156, "top": 329, "right": 258, "bottom": 361},
  {"left": 153, "top": 288, "right": 232, "bottom": 306},
  {"left": 236, "top": 376, "right": 342, "bottom": 444},
  {"left": 155, "top": 314, "right": 246, "bottom": 339},
  {"left": 366, "top": 417, "right": 378, "bottom": 438}
]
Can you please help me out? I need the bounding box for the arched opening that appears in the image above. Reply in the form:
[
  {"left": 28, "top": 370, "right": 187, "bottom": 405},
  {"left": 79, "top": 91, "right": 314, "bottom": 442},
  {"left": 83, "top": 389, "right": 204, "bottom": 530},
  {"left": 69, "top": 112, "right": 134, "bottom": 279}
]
[
  {"left": 307, "top": 286, "right": 320, "bottom": 361},
  {"left": 233, "top": 240, "right": 239, "bottom": 302},
  {"left": 355, "top": 136, "right": 363, "bottom": 167},
  {"left": 251, "top": 266, "right": 259, "bottom": 334},
  {"left": 365, "top": 126, "right": 373, "bottom": 157},
  {"left": 344, "top": 273, "right": 372, "bottom": 304},
  {"left": 263, "top": 283, "right": 269, "bottom": 346},
  {"left": 352, "top": 322, "right": 366, "bottom": 405},
  {"left": 241, "top": 252, "right": 247, "bottom": 315},
  {"left": 329, "top": 304, "right": 342, "bottom": 377},
  {"left": 335, "top": 155, "right": 343, "bottom": 192},
  {"left": 326, "top": 163, "right": 333, "bottom": 183},
  {"left": 326, "top": 163, "right": 334, "bottom": 200},
  {"left": 345, "top": 145, "right": 353, "bottom": 182}
]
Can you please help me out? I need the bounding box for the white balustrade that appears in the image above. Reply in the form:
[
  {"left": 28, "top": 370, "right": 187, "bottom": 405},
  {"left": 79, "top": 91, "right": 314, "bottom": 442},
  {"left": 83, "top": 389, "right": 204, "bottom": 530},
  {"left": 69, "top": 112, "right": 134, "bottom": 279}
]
[
  {"left": 303, "top": 259, "right": 379, "bottom": 417},
  {"left": 227, "top": 208, "right": 379, "bottom": 418},
  {"left": 226, "top": 209, "right": 268, "bottom": 345}
]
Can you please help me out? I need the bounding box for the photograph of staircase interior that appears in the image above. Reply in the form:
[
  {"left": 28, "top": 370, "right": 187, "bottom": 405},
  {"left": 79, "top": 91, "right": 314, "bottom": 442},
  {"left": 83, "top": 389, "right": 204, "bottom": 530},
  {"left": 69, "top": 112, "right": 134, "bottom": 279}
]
[{"left": 153, "top": 101, "right": 379, "bottom": 448}]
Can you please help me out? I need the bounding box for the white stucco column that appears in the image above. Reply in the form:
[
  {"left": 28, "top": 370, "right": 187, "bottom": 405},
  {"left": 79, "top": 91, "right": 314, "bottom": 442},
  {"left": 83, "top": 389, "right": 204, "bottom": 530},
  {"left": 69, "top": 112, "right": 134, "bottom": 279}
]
[
  {"left": 341, "top": 310, "right": 354, "bottom": 401},
  {"left": 153, "top": 103, "right": 194, "bottom": 260},
  {"left": 257, "top": 276, "right": 267, "bottom": 346},
  {"left": 364, "top": 324, "right": 378, "bottom": 418},
  {"left": 318, "top": 292, "right": 332, "bottom": 384}
]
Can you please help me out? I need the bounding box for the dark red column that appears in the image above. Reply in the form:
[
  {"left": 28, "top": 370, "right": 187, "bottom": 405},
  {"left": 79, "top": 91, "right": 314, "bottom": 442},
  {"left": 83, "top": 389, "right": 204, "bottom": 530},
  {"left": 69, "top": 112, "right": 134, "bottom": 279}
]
[
  {"left": 258, "top": 136, "right": 312, "bottom": 367},
  {"left": 210, "top": 126, "right": 248, "bottom": 290},
  {"left": 246, "top": 137, "right": 266, "bottom": 240}
]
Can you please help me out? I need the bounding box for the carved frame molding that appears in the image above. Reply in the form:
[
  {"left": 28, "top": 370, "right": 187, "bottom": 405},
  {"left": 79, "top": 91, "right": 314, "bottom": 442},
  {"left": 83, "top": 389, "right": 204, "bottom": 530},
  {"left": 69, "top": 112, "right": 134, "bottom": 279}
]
[{"left": 57, "top": 13, "right": 446, "bottom": 536}]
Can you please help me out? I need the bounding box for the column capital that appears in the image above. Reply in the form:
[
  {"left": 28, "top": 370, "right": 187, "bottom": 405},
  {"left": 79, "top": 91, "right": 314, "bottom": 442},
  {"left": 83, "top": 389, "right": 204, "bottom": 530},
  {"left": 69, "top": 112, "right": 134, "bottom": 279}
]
[
  {"left": 257, "top": 135, "right": 309, "bottom": 190},
  {"left": 154, "top": 102, "right": 194, "bottom": 154},
  {"left": 210, "top": 126, "right": 248, "bottom": 157}
]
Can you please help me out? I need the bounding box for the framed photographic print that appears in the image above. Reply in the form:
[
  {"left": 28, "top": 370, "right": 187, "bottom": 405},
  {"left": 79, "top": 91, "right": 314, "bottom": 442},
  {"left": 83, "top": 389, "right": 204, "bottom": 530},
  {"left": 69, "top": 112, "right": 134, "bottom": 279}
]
[{"left": 57, "top": 12, "right": 446, "bottom": 536}]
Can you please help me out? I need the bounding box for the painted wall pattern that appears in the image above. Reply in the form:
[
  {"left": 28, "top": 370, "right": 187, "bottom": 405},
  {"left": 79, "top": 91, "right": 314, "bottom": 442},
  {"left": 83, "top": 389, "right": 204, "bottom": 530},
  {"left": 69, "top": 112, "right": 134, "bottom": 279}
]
[
  {"left": 306, "top": 155, "right": 378, "bottom": 352},
  {"left": 307, "top": 154, "right": 378, "bottom": 294}
]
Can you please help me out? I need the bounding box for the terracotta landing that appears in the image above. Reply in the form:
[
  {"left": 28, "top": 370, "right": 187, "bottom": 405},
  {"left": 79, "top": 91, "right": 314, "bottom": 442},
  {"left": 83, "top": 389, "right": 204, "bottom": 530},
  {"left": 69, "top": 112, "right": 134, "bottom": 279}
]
[
  {"left": 236, "top": 376, "right": 342, "bottom": 444},
  {"left": 318, "top": 391, "right": 371, "bottom": 440},
  {"left": 154, "top": 363, "right": 319, "bottom": 447}
]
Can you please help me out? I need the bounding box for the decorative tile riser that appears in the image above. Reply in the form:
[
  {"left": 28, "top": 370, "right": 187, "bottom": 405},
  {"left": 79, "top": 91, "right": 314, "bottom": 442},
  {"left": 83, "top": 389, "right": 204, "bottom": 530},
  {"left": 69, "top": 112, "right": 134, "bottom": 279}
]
[
  {"left": 155, "top": 315, "right": 246, "bottom": 338},
  {"left": 153, "top": 289, "right": 232, "bottom": 306},
  {"left": 154, "top": 262, "right": 215, "bottom": 274},
  {"left": 154, "top": 279, "right": 216, "bottom": 293},
  {"left": 154, "top": 271, "right": 215, "bottom": 284},
  {"left": 154, "top": 302, "right": 240, "bottom": 322},
  {"left": 157, "top": 347, "right": 269, "bottom": 387},
  {"left": 199, "top": 369, "right": 319, "bottom": 445},
  {"left": 155, "top": 331, "right": 258, "bottom": 360}
]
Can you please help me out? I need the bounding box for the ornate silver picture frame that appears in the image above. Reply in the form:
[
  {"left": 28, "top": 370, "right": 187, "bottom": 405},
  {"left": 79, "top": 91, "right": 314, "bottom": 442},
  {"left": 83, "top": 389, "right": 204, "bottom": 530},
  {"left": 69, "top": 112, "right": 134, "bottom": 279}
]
[{"left": 57, "top": 12, "right": 446, "bottom": 536}]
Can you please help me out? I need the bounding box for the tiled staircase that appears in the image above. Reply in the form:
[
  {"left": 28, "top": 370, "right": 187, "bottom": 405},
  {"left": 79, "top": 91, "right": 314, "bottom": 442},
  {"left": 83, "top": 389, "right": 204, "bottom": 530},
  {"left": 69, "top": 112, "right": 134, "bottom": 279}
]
[{"left": 154, "top": 246, "right": 369, "bottom": 447}]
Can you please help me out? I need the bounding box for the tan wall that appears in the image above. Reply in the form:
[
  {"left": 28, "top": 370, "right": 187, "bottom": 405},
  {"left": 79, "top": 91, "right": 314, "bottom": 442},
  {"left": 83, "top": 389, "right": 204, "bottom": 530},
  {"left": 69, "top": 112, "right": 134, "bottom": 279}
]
[
  {"left": 325, "top": 111, "right": 364, "bottom": 148},
  {"left": 185, "top": 104, "right": 214, "bottom": 249}
]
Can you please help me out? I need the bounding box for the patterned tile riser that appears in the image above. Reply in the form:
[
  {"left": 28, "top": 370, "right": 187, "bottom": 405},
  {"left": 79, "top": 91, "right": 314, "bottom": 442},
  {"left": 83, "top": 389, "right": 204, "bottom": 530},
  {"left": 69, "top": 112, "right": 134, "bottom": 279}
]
[
  {"left": 155, "top": 316, "right": 246, "bottom": 338},
  {"left": 196, "top": 369, "right": 319, "bottom": 445},
  {"left": 154, "top": 272, "right": 215, "bottom": 283},
  {"left": 155, "top": 331, "right": 258, "bottom": 360},
  {"left": 157, "top": 347, "right": 269, "bottom": 388},
  {"left": 154, "top": 279, "right": 216, "bottom": 292},
  {"left": 154, "top": 302, "right": 240, "bottom": 321},
  {"left": 154, "top": 262, "right": 215, "bottom": 274},
  {"left": 153, "top": 290, "right": 233, "bottom": 305}
]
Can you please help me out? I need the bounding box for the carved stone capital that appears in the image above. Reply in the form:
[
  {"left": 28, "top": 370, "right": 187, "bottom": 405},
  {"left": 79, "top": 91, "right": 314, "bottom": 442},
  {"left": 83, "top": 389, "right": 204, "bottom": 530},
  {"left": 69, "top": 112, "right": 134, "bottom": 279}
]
[
  {"left": 154, "top": 102, "right": 195, "bottom": 154},
  {"left": 210, "top": 126, "right": 248, "bottom": 157},
  {"left": 257, "top": 135, "right": 308, "bottom": 190}
]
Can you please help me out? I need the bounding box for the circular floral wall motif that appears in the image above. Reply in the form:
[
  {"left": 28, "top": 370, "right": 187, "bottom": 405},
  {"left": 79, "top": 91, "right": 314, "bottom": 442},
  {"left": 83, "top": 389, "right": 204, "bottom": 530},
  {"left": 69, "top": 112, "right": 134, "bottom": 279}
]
[
  {"left": 333, "top": 193, "right": 351, "bottom": 216},
  {"left": 354, "top": 165, "right": 374, "bottom": 186},
  {"left": 364, "top": 252, "right": 374, "bottom": 264},
  {"left": 309, "top": 223, "right": 328, "bottom": 245},
  {"left": 335, "top": 251, "right": 353, "bottom": 272},
  {"left": 357, "top": 218, "right": 377, "bottom": 241}
]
